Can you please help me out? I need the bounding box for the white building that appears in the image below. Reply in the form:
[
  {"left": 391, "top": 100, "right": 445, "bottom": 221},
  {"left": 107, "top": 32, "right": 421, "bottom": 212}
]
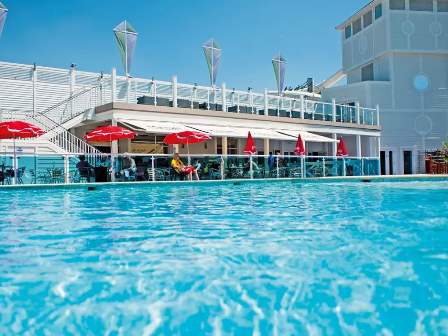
[
  {"left": 0, "top": 61, "right": 381, "bottom": 182},
  {"left": 322, "top": 0, "right": 448, "bottom": 174}
]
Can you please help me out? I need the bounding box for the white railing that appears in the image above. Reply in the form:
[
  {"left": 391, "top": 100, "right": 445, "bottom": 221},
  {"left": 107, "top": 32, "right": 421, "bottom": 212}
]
[{"left": 0, "top": 61, "right": 380, "bottom": 128}]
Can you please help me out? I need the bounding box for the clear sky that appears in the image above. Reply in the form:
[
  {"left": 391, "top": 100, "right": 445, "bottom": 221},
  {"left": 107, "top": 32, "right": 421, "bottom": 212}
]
[{"left": 0, "top": 0, "right": 368, "bottom": 90}]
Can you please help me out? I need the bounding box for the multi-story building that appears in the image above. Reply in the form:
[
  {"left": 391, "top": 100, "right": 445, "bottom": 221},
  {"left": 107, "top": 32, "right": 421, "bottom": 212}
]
[{"left": 322, "top": 0, "right": 448, "bottom": 174}]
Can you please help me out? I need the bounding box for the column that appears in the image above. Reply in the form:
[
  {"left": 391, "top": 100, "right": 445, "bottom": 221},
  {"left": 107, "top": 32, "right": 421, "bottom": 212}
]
[
  {"left": 222, "top": 136, "right": 228, "bottom": 156},
  {"left": 332, "top": 134, "right": 338, "bottom": 156},
  {"left": 356, "top": 134, "right": 362, "bottom": 158},
  {"left": 172, "top": 75, "right": 178, "bottom": 108},
  {"left": 263, "top": 138, "right": 270, "bottom": 156},
  {"left": 213, "top": 137, "right": 218, "bottom": 154}
]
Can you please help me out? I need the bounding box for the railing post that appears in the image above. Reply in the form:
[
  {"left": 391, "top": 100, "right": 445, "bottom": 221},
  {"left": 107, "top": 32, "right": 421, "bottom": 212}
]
[
  {"left": 32, "top": 64, "right": 37, "bottom": 117},
  {"left": 264, "top": 89, "right": 269, "bottom": 115},
  {"left": 343, "top": 158, "right": 347, "bottom": 177},
  {"left": 220, "top": 155, "right": 225, "bottom": 180},
  {"left": 376, "top": 104, "right": 380, "bottom": 126},
  {"left": 322, "top": 158, "right": 326, "bottom": 177},
  {"left": 301, "top": 156, "right": 305, "bottom": 179},
  {"left": 236, "top": 92, "right": 240, "bottom": 113},
  {"left": 64, "top": 154, "right": 69, "bottom": 184},
  {"left": 206, "top": 89, "right": 210, "bottom": 110},
  {"left": 172, "top": 75, "right": 178, "bottom": 108},
  {"left": 126, "top": 77, "right": 131, "bottom": 103},
  {"left": 111, "top": 68, "right": 117, "bottom": 103},
  {"left": 356, "top": 102, "right": 360, "bottom": 124},
  {"left": 276, "top": 156, "right": 279, "bottom": 178},
  {"left": 301, "top": 95, "right": 305, "bottom": 119},
  {"left": 70, "top": 65, "right": 76, "bottom": 117},
  {"left": 222, "top": 83, "right": 227, "bottom": 112},
  {"left": 332, "top": 98, "right": 336, "bottom": 122},
  {"left": 250, "top": 156, "right": 253, "bottom": 179},
  {"left": 151, "top": 156, "right": 155, "bottom": 181}
]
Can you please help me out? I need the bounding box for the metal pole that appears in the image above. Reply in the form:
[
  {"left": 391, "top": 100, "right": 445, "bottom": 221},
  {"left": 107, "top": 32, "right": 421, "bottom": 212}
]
[
  {"left": 301, "top": 156, "right": 305, "bottom": 179},
  {"left": 12, "top": 138, "right": 16, "bottom": 185},
  {"left": 220, "top": 155, "right": 225, "bottom": 180},
  {"left": 276, "top": 155, "right": 279, "bottom": 178},
  {"left": 151, "top": 156, "right": 155, "bottom": 181},
  {"left": 249, "top": 156, "right": 253, "bottom": 179},
  {"left": 64, "top": 154, "right": 69, "bottom": 184}
]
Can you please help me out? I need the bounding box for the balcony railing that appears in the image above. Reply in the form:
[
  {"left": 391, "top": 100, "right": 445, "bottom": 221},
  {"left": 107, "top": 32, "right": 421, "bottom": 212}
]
[
  {"left": 0, "top": 61, "right": 380, "bottom": 129},
  {"left": 108, "top": 75, "right": 380, "bottom": 127},
  {"left": 0, "top": 153, "right": 380, "bottom": 186}
]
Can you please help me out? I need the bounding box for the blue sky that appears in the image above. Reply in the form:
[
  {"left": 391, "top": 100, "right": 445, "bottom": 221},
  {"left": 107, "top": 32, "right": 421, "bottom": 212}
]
[{"left": 0, "top": 0, "right": 367, "bottom": 90}]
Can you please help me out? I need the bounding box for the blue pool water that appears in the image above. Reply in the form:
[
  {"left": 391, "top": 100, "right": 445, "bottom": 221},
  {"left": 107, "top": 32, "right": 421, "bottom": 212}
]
[{"left": 1, "top": 180, "right": 448, "bottom": 335}]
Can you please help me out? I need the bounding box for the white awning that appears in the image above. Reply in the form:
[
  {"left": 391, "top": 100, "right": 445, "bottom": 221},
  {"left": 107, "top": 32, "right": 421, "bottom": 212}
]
[
  {"left": 186, "top": 124, "right": 292, "bottom": 141},
  {"left": 278, "top": 130, "right": 337, "bottom": 143},
  {"left": 119, "top": 119, "right": 188, "bottom": 134},
  {"left": 117, "top": 118, "right": 336, "bottom": 143}
]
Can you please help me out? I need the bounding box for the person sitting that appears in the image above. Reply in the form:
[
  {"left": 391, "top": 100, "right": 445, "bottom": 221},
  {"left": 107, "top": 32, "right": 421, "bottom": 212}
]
[
  {"left": 171, "top": 153, "right": 199, "bottom": 181},
  {"left": 76, "top": 155, "right": 95, "bottom": 182},
  {"left": 122, "top": 155, "right": 137, "bottom": 181}
]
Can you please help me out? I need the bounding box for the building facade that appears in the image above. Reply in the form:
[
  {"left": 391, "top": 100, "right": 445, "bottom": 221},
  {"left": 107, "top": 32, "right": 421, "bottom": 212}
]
[{"left": 322, "top": 0, "right": 448, "bottom": 174}]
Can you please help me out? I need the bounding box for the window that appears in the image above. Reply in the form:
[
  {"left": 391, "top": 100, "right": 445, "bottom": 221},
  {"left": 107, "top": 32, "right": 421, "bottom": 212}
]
[
  {"left": 438, "top": 0, "right": 448, "bottom": 12},
  {"left": 410, "top": 0, "right": 434, "bottom": 11},
  {"left": 403, "top": 151, "right": 413, "bottom": 174},
  {"left": 361, "top": 63, "right": 374, "bottom": 81},
  {"left": 390, "top": 0, "right": 406, "bottom": 10},
  {"left": 353, "top": 17, "right": 362, "bottom": 34},
  {"left": 345, "top": 25, "right": 352, "bottom": 39},
  {"left": 375, "top": 3, "right": 383, "bottom": 19},
  {"left": 363, "top": 11, "right": 373, "bottom": 28}
]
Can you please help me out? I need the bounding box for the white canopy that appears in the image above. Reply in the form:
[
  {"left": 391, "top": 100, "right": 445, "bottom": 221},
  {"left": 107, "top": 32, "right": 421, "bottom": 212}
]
[{"left": 117, "top": 118, "right": 336, "bottom": 143}]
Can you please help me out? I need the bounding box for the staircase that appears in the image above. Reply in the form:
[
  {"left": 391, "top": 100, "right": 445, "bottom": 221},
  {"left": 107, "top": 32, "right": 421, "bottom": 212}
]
[{"left": 0, "top": 83, "right": 105, "bottom": 158}]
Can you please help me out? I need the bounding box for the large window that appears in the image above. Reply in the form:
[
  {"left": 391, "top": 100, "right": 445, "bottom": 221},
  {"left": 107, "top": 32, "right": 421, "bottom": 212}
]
[
  {"left": 353, "top": 17, "right": 362, "bottom": 35},
  {"left": 410, "top": 0, "right": 434, "bottom": 11},
  {"left": 375, "top": 3, "right": 383, "bottom": 19},
  {"left": 363, "top": 10, "right": 373, "bottom": 28},
  {"left": 345, "top": 25, "right": 352, "bottom": 39},
  {"left": 438, "top": 0, "right": 448, "bottom": 12},
  {"left": 361, "top": 63, "right": 374, "bottom": 81},
  {"left": 390, "top": 0, "right": 406, "bottom": 10}
]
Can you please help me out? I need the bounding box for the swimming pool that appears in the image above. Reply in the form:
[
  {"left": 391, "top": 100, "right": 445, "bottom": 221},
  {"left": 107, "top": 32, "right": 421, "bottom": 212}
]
[{"left": 1, "top": 180, "right": 448, "bottom": 335}]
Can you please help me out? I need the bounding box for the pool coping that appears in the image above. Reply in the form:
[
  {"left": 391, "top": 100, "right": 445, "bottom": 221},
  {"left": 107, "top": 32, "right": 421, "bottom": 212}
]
[{"left": 1, "top": 174, "right": 448, "bottom": 191}]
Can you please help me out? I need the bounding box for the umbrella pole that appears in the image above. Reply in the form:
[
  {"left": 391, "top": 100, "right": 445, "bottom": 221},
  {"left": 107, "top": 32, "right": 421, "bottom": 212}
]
[
  {"left": 13, "top": 137, "right": 16, "bottom": 185},
  {"left": 187, "top": 141, "right": 191, "bottom": 165}
]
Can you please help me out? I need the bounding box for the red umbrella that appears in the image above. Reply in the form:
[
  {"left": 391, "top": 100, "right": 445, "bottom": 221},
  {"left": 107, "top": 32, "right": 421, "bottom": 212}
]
[
  {"left": 0, "top": 121, "right": 45, "bottom": 184},
  {"left": 84, "top": 125, "right": 135, "bottom": 142},
  {"left": 163, "top": 131, "right": 211, "bottom": 145},
  {"left": 0, "top": 121, "right": 45, "bottom": 139},
  {"left": 337, "top": 137, "right": 349, "bottom": 157},
  {"left": 244, "top": 131, "right": 257, "bottom": 155},
  {"left": 294, "top": 134, "right": 305, "bottom": 156}
]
